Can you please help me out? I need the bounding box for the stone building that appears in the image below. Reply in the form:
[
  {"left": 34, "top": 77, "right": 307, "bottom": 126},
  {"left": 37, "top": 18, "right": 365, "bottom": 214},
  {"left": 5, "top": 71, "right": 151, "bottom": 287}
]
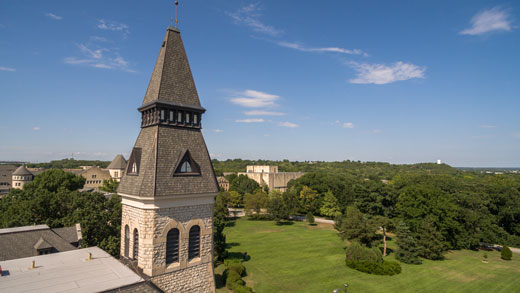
[
  {"left": 11, "top": 165, "right": 35, "bottom": 190},
  {"left": 107, "top": 154, "right": 127, "bottom": 181},
  {"left": 117, "top": 26, "right": 218, "bottom": 292},
  {"left": 217, "top": 176, "right": 229, "bottom": 191},
  {"left": 80, "top": 166, "right": 112, "bottom": 190},
  {"left": 238, "top": 165, "right": 304, "bottom": 192}
]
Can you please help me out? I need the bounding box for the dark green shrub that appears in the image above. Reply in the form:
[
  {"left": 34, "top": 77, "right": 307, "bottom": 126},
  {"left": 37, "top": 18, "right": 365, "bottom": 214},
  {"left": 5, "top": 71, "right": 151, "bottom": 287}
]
[
  {"left": 233, "top": 285, "right": 253, "bottom": 293},
  {"left": 501, "top": 246, "right": 512, "bottom": 260},
  {"left": 346, "top": 242, "right": 382, "bottom": 263},
  {"left": 345, "top": 260, "right": 401, "bottom": 275},
  {"left": 248, "top": 213, "right": 273, "bottom": 221},
  {"left": 306, "top": 212, "right": 315, "bottom": 224},
  {"left": 225, "top": 270, "right": 244, "bottom": 289},
  {"left": 228, "top": 262, "right": 246, "bottom": 276}
]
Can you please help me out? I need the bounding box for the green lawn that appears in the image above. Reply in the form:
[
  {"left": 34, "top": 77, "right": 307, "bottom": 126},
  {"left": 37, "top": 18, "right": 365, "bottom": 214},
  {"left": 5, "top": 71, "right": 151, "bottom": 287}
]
[{"left": 216, "top": 218, "right": 520, "bottom": 293}]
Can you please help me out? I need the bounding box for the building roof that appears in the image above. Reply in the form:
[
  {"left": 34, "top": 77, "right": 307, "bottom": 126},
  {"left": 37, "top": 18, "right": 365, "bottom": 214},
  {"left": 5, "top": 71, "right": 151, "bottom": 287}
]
[
  {"left": 52, "top": 224, "right": 81, "bottom": 245},
  {"left": 0, "top": 225, "right": 79, "bottom": 261},
  {"left": 117, "top": 27, "right": 218, "bottom": 198},
  {"left": 141, "top": 27, "right": 202, "bottom": 108},
  {"left": 12, "top": 165, "right": 33, "bottom": 176},
  {"left": 107, "top": 154, "right": 127, "bottom": 170},
  {"left": 0, "top": 165, "right": 17, "bottom": 187},
  {"left": 0, "top": 247, "right": 156, "bottom": 293}
]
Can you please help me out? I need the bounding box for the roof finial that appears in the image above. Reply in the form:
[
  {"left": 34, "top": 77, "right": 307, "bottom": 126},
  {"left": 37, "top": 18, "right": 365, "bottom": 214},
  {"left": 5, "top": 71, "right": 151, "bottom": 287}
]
[{"left": 175, "top": 1, "right": 179, "bottom": 28}]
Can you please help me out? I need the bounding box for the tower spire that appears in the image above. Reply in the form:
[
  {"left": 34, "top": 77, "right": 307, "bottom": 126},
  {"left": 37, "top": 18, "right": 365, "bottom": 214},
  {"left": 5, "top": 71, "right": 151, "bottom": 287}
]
[{"left": 175, "top": 1, "right": 179, "bottom": 28}]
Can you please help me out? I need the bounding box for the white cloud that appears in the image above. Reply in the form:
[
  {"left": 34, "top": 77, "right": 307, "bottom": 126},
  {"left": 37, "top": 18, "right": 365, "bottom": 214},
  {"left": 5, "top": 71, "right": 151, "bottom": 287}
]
[
  {"left": 244, "top": 110, "right": 284, "bottom": 116},
  {"left": 460, "top": 7, "right": 512, "bottom": 35},
  {"left": 228, "top": 4, "right": 282, "bottom": 36},
  {"left": 229, "top": 89, "right": 280, "bottom": 108},
  {"left": 212, "top": 129, "right": 224, "bottom": 133},
  {"left": 278, "top": 121, "right": 299, "bottom": 128},
  {"left": 45, "top": 13, "right": 62, "bottom": 20},
  {"left": 32, "top": 126, "right": 40, "bottom": 131},
  {"left": 236, "top": 118, "right": 265, "bottom": 123},
  {"left": 90, "top": 36, "right": 109, "bottom": 42},
  {"left": 64, "top": 44, "right": 134, "bottom": 72},
  {"left": 372, "top": 129, "right": 382, "bottom": 134},
  {"left": 97, "top": 19, "right": 129, "bottom": 34},
  {"left": 343, "top": 122, "right": 354, "bottom": 129},
  {"left": 0, "top": 66, "right": 15, "bottom": 72},
  {"left": 277, "top": 41, "right": 367, "bottom": 56},
  {"left": 349, "top": 61, "right": 426, "bottom": 84},
  {"left": 480, "top": 125, "right": 497, "bottom": 128}
]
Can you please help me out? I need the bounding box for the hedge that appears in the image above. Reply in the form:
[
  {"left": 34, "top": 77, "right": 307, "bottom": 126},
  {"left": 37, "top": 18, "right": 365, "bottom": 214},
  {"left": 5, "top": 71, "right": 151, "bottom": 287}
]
[
  {"left": 501, "top": 246, "right": 513, "bottom": 260},
  {"left": 346, "top": 259, "right": 402, "bottom": 276}
]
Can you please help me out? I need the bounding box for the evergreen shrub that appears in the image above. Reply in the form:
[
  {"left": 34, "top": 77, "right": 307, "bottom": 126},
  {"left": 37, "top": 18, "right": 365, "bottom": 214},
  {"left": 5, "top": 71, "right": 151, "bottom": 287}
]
[
  {"left": 345, "top": 260, "right": 402, "bottom": 275},
  {"left": 501, "top": 246, "right": 512, "bottom": 260},
  {"left": 233, "top": 285, "right": 253, "bottom": 293},
  {"left": 227, "top": 262, "right": 246, "bottom": 276},
  {"left": 225, "top": 270, "right": 244, "bottom": 289},
  {"left": 306, "top": 212, "right": 315, "bottom": 224}
]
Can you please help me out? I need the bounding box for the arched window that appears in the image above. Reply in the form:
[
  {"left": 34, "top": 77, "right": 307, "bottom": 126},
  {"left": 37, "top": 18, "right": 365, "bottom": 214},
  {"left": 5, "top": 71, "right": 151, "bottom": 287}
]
[
  {"left": 124, "top": 225, "right": 130, "bottom": 258},
  {"left": 188, "top": 225, "right": 200, "bottom": 260},
  {"left": 133, "top": 228, "right": 139, "bottom": 260},
  {"left": 166, "top": 228, "right": 179, "bottom": 265},
  {"left": 180, "top": 161, "right": 192, "bottom": 173},
  {"left": 132, "top": 162, "right": 137, "bottom": 173}
]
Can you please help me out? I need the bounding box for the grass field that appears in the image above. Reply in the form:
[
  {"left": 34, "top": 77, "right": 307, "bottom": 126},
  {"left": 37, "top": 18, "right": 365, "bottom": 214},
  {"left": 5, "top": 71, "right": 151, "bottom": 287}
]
[{"left": 215, "top": 218, "right": 520, "bottom": 293}]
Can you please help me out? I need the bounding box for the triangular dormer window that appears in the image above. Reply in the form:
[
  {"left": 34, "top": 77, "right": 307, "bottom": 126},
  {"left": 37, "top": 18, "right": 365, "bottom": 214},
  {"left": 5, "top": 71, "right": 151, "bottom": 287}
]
[
  {"left": 127, "top": 148, "right": 142, "bottom": 175},
  {"left": 174, "top": 150, "right": 200, "bottom": 175}
]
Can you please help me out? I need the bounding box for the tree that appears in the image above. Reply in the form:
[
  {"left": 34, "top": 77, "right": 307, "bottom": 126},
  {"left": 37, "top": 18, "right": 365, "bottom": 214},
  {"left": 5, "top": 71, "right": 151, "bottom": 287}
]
[
  {"left": 371, "top": 215, "right": 393, "bottom": 256},
  {"left": 320, "top": 190, "right": 341, "bottom": 219},
  {"left": 268, "top": 192, "right": 288, "bottom": 223},
  {"left": 416, "top": 217, "right": 447, "bottom": 260},
  {"left": 395, "top": 221, "right": 422, "bottom": 264},
  {"left": 100, "top": 178, "right": 119, "bottom": 193},
  {"left": 306, "top": 212, "right": 315, "bottom": 224},
  {"left": 230, "top": 175, "right": 260, "bottom": 196},
  {"left": 25, "top": 169, "right": 85, "bottom": 192},
  {"left": 282, "top": 190, "right": 300, "bottom": 216},
  {"left": 228, "top": 191, "right": 242, "bottom": 207},
  {"left": 244, "top": 191, "right": 269, "bottom": 215},
  {"left": 214, "top": 192, "right": 229, "bottom": 261},
  {"left": 299, "top": 186, "right": 318, "bottom": 213},
  {"left": 501, "top": 245, "right": 512, "bottom": 260},
  {"left": 337, "top": 206, "right": 378, "bottom": 247}
]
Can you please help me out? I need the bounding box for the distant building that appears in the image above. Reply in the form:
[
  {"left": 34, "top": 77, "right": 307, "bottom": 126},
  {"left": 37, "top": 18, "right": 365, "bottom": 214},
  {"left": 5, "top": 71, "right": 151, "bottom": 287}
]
[
  {"left": 11, "top": 165, "right": 35, "bottom": 190},
  {"left": 437, "top": 159, "right": 442, "bottom": 165},
  {"left": 217, "top": 176, "right": 230, "bottom": 191},
  {"left": 238, "top": 165, "right": 304, "bottom": 192},
  {"left": 107, "top": 154, "right": 127, "bottom": 182},
  {"left": 0, "top": 165, "right": 17, "bottom": 195},
  {"left": 0, "top": 224, "right": 82, "bottom": 261},
  {"left": 78, "top": 166, "right": 112, "bottom": 191}
]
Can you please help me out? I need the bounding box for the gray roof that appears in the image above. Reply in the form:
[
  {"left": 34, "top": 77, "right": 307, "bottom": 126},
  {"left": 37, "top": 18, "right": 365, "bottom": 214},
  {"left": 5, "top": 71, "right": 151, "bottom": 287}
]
[
  {"left": 107, "top": 154, "right": 127, "bottom": 170},
  {"left": 0, "top": 165, "right": 17, "bottom": 186},
  {"left": 117, "top": 27, "right": 218, "bottom": 198},
  {"left": 141, "top": 27, "right": 201, "bottom": 107},
  {"left": 0, "top": 225, "right": 78, "bottom": 261},
  {"left": 0, "top": 247, "right": 147, "bottom": 293},
  {"left": 12, "top": 165, "right": 33, "bottom": 176},
  {"left": 53, "top": 225, "right": 81, "bottom": 244}
]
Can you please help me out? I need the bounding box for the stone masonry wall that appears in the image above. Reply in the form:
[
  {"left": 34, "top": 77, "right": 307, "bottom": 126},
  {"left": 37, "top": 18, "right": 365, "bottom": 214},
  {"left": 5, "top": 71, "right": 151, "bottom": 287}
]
[{"left": 121, "top": 203, "right": 215, "bottom": 292}]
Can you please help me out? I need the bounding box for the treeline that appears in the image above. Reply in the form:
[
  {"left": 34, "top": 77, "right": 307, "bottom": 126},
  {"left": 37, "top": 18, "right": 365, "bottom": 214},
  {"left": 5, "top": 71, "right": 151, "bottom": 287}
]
[
  {"left": 212, "top": 159, "right": 460, "bottom": 178},
  {"left": 0, "top": 170, "right": 121, "bottom": 257},
  {"left": 217, "top": 161, "right": 520, "bottom": 263},
  {"left": 26, "top": 158, "right": 111, "bottom": 169}
]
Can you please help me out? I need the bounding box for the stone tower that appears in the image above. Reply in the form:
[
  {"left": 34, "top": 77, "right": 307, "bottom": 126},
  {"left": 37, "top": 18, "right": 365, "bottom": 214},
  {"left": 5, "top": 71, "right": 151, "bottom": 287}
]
[
  {"left": 117, "top": 26, "right": 218, "bottom": 292},
  {"left": 12, "top": 165, "right": 34, "bottom": 189}
]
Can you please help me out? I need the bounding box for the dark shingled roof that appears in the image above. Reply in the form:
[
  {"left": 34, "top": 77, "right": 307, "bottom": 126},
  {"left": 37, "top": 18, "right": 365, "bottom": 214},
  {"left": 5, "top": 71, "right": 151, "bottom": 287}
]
[
  {"left": 107, "top": 154, "right": 127, "bottom": 169},
  {"left": 12, "top": 165, "right": 33, "bottom": 176},
  {"left": 0, "top": 225, "right": 78, "bottom": 261},
  {"left": 117, "top": 27, "right": 218, "bottom": 198},
  {"left": 53, "top": 225, "right": 80, "bottom": 244},
  {"left": 142, "top": 27, "right": 201, "bottom": 107},
  {"left": 103, "top": 281, "right": 163, "bottom": 293}
]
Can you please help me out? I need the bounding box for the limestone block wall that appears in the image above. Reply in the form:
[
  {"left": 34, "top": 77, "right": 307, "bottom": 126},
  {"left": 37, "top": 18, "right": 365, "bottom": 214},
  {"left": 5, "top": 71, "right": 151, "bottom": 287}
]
[{"left": 121, "top": 203, "right": 215, "bottom": 292}]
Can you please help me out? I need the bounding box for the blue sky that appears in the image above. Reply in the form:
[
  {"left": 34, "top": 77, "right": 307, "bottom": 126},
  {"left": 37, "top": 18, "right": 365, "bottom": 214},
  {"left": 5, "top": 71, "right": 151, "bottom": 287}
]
[{"left": 0, "top": 1, "right": 519, "bottom": 167}]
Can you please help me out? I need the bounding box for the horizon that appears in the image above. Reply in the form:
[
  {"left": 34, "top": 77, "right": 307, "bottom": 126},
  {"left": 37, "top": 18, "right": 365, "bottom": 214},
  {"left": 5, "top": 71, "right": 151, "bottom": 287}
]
[{"left": 1, "top": 1, "right": 519, "bottom": 167}]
